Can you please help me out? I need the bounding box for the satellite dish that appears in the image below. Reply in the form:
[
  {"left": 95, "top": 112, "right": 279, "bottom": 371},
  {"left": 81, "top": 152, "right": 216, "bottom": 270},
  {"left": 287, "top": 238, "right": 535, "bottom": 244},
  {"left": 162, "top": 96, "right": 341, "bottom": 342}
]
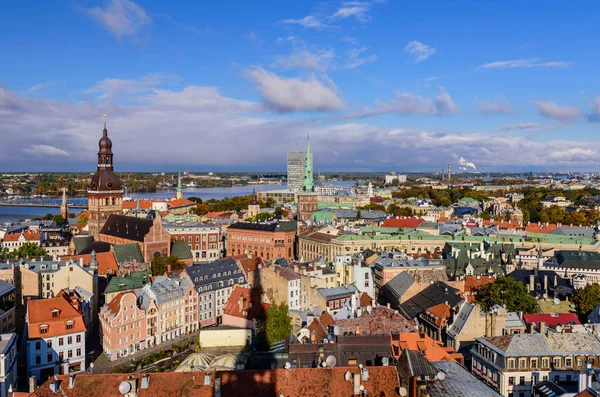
[
  {"left": 333, "top": 326, "right": 340, "bottom": 336},
  {"left": 554, "top": 298, "right": 560, "bottom": 305},
  {"left": 345, "top": 371, "right": 351, "bottom": 381},
  {"left": 284, "top": 362, "right": 291, "bottom": 370},
  {"left": 322, "top": 361, "right": 327, "bottom": 367},
  {"left": 382, "top": 357, "right": 389, "bottom": 366},
  {"left": 399, "top": 387, "right": 408, "bottom": 396},
  {"left": 543, "top": 293, "right": 548, "bottom": 299},
  {"left": 437, "top": 371, "right": 446, "bottom": 381},
  {"left": 325, "top": 355, "right": 337, "bottom": 368},
  {"left": 119, "top": 381, "right": 132, "bottom": 395},
  {"left": 359, "top": 364, "right": 363, "bottom": 369},
  {"left": 359, "top": 385, "right": 365, "bottom": 391},
  {"left": 556, "top": 325, "right": 563, "bottom": 333}
]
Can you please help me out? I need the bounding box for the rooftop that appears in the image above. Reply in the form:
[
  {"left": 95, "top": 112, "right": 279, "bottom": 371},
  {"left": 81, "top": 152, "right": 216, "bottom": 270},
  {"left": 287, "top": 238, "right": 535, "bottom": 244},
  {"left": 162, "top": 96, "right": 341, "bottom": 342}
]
[
  {"left": 27, "top": 293, "right": 86, "bottom": 339},
  {"left": 480, "top": 332, "right": 600, "bottom": 357}
]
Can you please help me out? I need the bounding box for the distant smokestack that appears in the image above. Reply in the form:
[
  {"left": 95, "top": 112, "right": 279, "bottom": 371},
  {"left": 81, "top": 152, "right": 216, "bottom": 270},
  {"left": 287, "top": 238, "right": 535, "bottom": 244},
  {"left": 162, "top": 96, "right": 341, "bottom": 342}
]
[
  {"left": 448, "top": 163, "right": 451, "bottom": 184},
  {"left": 441, "top": 168, "right": 445, "bottom": 183}
]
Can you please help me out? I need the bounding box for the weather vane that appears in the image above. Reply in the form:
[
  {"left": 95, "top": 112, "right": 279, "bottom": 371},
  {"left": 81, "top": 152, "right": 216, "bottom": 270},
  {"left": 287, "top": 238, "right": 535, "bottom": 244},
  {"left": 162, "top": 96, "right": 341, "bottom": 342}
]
[{"left": 102, "top": 113, "right": 107, "bottom": 128}]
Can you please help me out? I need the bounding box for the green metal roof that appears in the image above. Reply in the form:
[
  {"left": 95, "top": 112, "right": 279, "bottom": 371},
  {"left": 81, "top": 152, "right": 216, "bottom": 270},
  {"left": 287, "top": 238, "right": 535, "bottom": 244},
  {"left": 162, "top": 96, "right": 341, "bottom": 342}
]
[
  {"left": 311, "top": 211, "right": 335, "bottom": 223},
  {"left": 459, "top": 197, "right": 479, "bottom": 203},
  {"left": 418, "top": 222, "right": 439, "bottom": 229},
  {"left": 73, "top": 236, "right": 93, "bottom": 254},
  {"left": 171, "top": 240, "right": 193, "bottom": 260},
  {"left": 105, "top": 271, "right": 150, "bottom": 294},
  {"left": 317, "top": 202, "right": 354, "bottom": 210},
  {"left": 113, "top": 243, "right": 144, "bottom": 263}
]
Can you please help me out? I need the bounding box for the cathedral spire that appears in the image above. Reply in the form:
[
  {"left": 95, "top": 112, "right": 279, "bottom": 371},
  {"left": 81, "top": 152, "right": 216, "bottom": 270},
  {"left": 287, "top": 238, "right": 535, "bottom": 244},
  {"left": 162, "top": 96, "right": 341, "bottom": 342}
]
[
  {"left": 176, "top": 171, "right": 183, "bottom": 200},
  {"left": 302, "top": 132, "right": 314, "bottom": 192}
]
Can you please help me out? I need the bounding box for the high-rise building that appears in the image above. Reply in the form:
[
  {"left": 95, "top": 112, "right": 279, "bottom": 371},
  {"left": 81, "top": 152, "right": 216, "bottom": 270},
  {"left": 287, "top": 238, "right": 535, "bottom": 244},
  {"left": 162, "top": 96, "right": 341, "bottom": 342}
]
[
  {"left": 287, "top": 152, "right": 312, "bottom": 192},
  {"left": 88, "top": 122, "right": 123, "bottom": 240}
]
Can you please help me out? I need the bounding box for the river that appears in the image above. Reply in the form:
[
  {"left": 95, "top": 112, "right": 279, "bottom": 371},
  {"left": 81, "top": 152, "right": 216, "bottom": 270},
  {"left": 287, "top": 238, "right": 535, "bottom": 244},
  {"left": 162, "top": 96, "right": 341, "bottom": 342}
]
[{"left": 0, "top": 182, "right": 356, "bottom": 222}]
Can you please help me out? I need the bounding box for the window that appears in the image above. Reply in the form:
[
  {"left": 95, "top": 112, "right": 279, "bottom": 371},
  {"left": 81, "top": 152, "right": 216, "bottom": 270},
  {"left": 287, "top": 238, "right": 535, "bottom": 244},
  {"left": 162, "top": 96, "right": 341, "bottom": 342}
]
[
  {"left": 66, "top": 321, "right": 74, "bottom": 330},
  {"left": 542, "top": 358, "right": 549, "bottom": 368},
  {"left": 554, "top": 375, "right": 559, "bottom": 383},
  {"left": 553, "top": 358, "right": 561, "bottom": 369},
  {"left": 67, "top": 336, "right": 72, "bottom": 345},
  {"left": 508, "top": 377, "right": 515, "bottom": 385},
  {"left": 519, "top": 359, "right": 526, "bottom": 369},
  {"left": 519, "top": 376, "right": 525, "bottom": 385},
  {"left": 530, "top": 359, "right": 537, "bottom": 369},
  {"left": 76, "top": 335, "right": 81, "bottom": 343},
  {"left": 47, "top": 340, "right": 52, "bottom": 349},
  {"left": 508, "top": 359, "right": 515, "bottom": 369},
  {"left": 565, "top": 358, "right": 572, "bottom": 367},
  {"left": 76, "top": 348, "right": 82, "bottom": 356},
  {"left": 59, "top": 338, "right": 64, "bottom": 346},
  {"left": 47, "top": 353, "right": 53, "bottom": 363},
  {"left": 35, "top": 355, "right": 41, "bottom": 365},
  {"left": 52, "top": 309, "right": 59, "bottom": 318},
  {"left": 35, "top": 341, "right": 41, "bottom": 350},
  {"left": 59, "top": 352, "right": 64, "bottom": 361},
  {"left": 68, "top": 350, "right": 73, "bottom": 358},
  {"left": 40, "top": 326, "right": 48, "bottom": 334}
]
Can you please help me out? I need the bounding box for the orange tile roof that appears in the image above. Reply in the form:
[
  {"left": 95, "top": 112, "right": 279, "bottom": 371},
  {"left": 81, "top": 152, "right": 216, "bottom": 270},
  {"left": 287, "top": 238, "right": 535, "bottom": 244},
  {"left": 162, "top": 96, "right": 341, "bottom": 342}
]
[
  {"left": 206, "top": 211, "right": 227, "bottom": 219},
  {"left": 3, "top": 230, "right": 40, "bottom": 242},
  {"left": 525, "top": 222, "right": 558, "bottom": 234},
  {"left": 27, "top": 294, "right": 86, "bottom": 339},
  {"left": 61, "top": 252, "right": 118, "bottom": 276},
  {"left": 233, "top": 254, "right": 264, "bottom": 273},
  {"left": 223, "top": 285, "right": 269, "bottom": 320},
  {"left": 382, "top": 217, "right": 425, "bottom": 228},
  {"left": 397, "top": 332, "right": 462, "bottom": 362},
  {"left": 424, "top": 303, "right": 451, "bottom": 327},
  {"left": 359, "top": 292, "right": 373, "bottom": 308},
  {"left": 336, "top": 306, "right": 416, "bottom": 336},
  {"left": 32, "top": 367, "right": 401, "bottom": 397},
  {"left": 105, "top": 291, "right": 131, "bottom": 317},
  {"left": 76, "top": 210, "right": 88, "bottom": 219},
  {"left": 481, "top": 219, "right": 523, "bottom": 229},
  {"left": 167, "top": 198, "right": 196, "bottom": 209},
  {"left": 122, "top": 199, "right": 154, "bottom": 210}
]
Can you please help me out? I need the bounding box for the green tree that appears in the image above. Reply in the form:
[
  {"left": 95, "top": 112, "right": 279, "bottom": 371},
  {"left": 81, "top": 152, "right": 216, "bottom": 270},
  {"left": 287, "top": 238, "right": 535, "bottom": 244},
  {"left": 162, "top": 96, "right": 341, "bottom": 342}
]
[
  {"left": 481, "top": 210, "right": 491, "bottom": 221},
  {"left": 387, "top": 204, "right": 413, "bottom": 217},
  {"left": 192, "top": 203, "right": 211, "bottom": 216},
  {"left": 13, "top": 243, "right": 47, "bottom": 259},
  {"left": 249, "top": 213, "right": 271, "bottom": 222},
  {"left": 77, "top": 214, "right": 88, "bottom": 227},
  {"left": 151, "top": 255, "right": 186, "bottom": 276},
  {"left": 273, "top": 207, "right": 289, "bottom": 218},
  {"left": 188, "top": 197, "right": 203, "bottom": 203},
  {"left": 572, "top": 283, "right": 600, "bottom": 319},
  {"left": 52, "top": 215, "right": 67, "bottom": 226},
  {"left": 475, "top": 277, "right": 538, "bottom": 313},
  {"left": 262, "top": 303, "right": 292, "bottom": 347},
  {"left": 356, "top": 209, "right": 362, "bottom": 219}
]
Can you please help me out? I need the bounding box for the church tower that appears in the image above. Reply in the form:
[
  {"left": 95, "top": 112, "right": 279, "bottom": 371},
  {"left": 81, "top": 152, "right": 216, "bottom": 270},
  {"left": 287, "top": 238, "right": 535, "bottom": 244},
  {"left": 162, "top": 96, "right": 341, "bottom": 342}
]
[
  {"left": 247, "top": 188, "right": 261, "bottom": 219},
  {"left": 176, "top": 171, "right": 183, "bottom": 200},
  {"left": 302, "top": 133, "right": 314, "bottom": 192},
  {"left": 59, "top": 187, "right": 68, "bottom": 219},
  {"left": 88, "top": 120, "right": 123, "bottom": 240},
  {"left": 298, "top": 132, "right": 318, "bottom": 221}
]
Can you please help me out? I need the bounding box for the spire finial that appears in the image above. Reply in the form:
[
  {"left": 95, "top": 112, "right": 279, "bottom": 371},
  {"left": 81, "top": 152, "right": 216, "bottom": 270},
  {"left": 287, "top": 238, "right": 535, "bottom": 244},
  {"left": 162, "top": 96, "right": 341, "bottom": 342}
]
[{"left": 102, "top": 113, "right": 108, "bottom": 131}]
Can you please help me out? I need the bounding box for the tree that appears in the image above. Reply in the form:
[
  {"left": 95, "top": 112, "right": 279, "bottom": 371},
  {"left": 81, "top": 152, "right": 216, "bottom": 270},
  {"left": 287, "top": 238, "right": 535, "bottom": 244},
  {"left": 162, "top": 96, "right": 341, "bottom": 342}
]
[
  {"left": 356, "top": 209, "right": 362, "bottom": 219},
  {"left": 572, "top": 283, "right": 600, "bottom": 319},
  {"left": 52, "top": 215, "right": 67, "bottom": 226},
  {"left": 13, "top": 243, "right": 47, "bottom": 259},
  {"left": 481, "top": 210, "right": 491, "bottom": 221},
  {"left": 475, "top": 277, "right": 538, "bottom": 313},
  {"left": 77, "top": 214, "right": 88, "bottom": 227},
  {"left": 250, "top": 213, "right": 271, "bottom": 222},
  {"left": 273, "top": 207, "right": 289, "bottom": 218},
  {"left": 151, "top": 255, "right": 186, "bottom": 276},
  {"left": 188, "top": 197, "right": 203, "bottom": 204},
  {"left": 387, "top": 204, "right": 413, "bottom": 217},
  {"left": 262, "top": 303, "right": 292, "bottom": 347},
  {"left": 192, "top": 204, "right": 210, "bottom": 216}
]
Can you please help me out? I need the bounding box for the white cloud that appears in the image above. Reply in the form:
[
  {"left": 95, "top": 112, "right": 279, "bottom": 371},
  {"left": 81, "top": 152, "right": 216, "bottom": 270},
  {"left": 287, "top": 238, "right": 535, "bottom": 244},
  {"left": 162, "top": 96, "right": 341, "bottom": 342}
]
[
  {"left": 332, "top": 1, "right": 371, "bottom": 22},
  {"left": 22, "top": 145, "right": 70, "bottom": 157},
  {"left": 342, "top": 36, "right": 358, "bottom": 45},
  {"left": 86, "top": 73, "right": 179, "bottom": 100},
  {"left": 497, "top": 122, "right": 565, "bottom": 133},
  {"left": 281, "top": 15, "right": 330, "bottom": 29},
  {"left": 28, "top": 82, "right": 55, "bottom": 93},
  {"left": 477, "top": 58, "right": 569, "bottom": 69},
  {"left": 532, "top": 100, "right": 582, "bottom": 121},
  {"left": 273, "top": 49, "right": 335, "bottom": 71},
  {"left": 344, "top": 47, "right": 377, "bottom": 69},
  {"left": 245, "top": 67, "right": 345, "bottom": 112},
  {"left": 476, "top": 99, "right": 518, "bottom": 114},
  {"left": 87, "top": 0, "right": 150, "bottom": 38},
  {"left": 404, "top": 40, "right": 436, "bottom": 63},
  {"left": 343, "top": 86, "right": 458, "bottom": 119}
]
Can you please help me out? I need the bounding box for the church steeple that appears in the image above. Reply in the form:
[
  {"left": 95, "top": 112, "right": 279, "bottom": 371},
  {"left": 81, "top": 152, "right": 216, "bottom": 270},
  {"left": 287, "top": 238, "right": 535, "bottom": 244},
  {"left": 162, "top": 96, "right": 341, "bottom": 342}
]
[
  {"left": 302, "top": 132, "right": 314, "bottom": 192},
  {"left": 97, "top": 123, "right": 114, "bottom": 171},
  {"left": 176, "top": 171, "right": 183, "bottom": 200}
]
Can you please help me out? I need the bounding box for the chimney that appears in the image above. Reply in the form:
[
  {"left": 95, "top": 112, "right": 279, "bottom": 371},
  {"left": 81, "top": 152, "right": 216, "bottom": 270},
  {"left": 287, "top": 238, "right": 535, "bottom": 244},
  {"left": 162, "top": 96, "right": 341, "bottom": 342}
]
[
  {"left": 543, "top": 275, "right": 548, "bottom": 292},
  {"left": 539, "top": 321, "right": 546, "bottom": 335},
  {"left": 554, "top": 275, "right": 558, "bottom": 288},
  {"left": 529, "top": 274, "right": 535, "bottom": 292},
  {"left": 527, "top": 323, "right": 534, "bottom": 334},
  {"left": 29, "top": 377, "right": 37, "bottom": 393},
  {"left": 141, "top": 374, "right": 150, "bottom": 389},
  {"left": 238, "top": 294, "right": 244, "bottom": 313},
  {"left": 69, "top": 373, "right": 75, "bottom": 389},
  {"left": 356, "top": 325, "right": 360, "bottom": 335},
  {"left": 167, "top": 264, "right": 172, "bottom": 274}
]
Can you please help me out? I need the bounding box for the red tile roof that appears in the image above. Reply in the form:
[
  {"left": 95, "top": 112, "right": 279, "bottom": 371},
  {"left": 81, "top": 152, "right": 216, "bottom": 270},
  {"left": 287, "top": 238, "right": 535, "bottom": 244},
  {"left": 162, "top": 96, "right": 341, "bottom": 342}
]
[
  {"left": 60, "top": 252, "right": 118, "bottom": 276},
  {"left": 223, "top": 285, "right": 269, "bottom": 320},
  {"left": 359, "top": 292, "right": 373, "bottom": 308},
  {"left": 424, "top": 303, "right": 451, "bottom": 327},
  {"left": 396, "top": 332, "right": 462, "bottom": 362},
  {"left": 481, "top": 220, "right": 523, "bottom": 229},
  {"left": 3, "top": 230, "right": 40, "bottom": 242},
  {"left": 382, "top": 217, "right": 425, "bottom": 228},
  {"left": 105, "top": 291, "right": 132, "bottom": 317},
  {"left": 167, "top": 198, "right": 196, "bottom": 209},
  {"left": 122, "top": 199, "right": 154, "bottom": 210},
  {"left": 32, "top": 367, "right": 401, "bottom": 397},
  {"left": 336, "top": 305, "right": 416, "bottom": 336},
  {"left": 27, "top": 294, "right": 86, "bottom": 339},
  {"left": 233, "top": 254, "right": 264, "bottom": 273},
  {"left": 525, "top": 222, "right": 558, "bottom": 234},
  {"left": 522, "top": 313, "right": 580, "bottom": 328}
]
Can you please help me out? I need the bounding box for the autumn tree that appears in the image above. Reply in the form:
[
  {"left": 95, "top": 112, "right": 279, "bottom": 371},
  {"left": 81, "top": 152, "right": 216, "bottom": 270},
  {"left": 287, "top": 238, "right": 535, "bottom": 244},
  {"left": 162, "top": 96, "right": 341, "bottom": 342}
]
[
  {"left": 572, "top": 283, "right": 600, "bottom": 319},
  {"left": 476, "top": 277, "right": 538, "bottom": 313}
]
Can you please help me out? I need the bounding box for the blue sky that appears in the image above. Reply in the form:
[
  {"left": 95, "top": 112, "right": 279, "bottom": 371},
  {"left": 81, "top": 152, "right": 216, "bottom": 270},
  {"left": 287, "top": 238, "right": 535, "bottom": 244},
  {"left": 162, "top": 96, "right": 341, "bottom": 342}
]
[{"left": 1, "top": 0, "right": 599, "bottom": 172}]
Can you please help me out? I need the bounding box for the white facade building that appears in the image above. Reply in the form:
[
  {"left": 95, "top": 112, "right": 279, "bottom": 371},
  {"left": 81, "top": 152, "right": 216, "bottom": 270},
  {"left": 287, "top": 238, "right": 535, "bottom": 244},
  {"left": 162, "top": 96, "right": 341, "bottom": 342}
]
[
  {"left": 0, "top": 333, "right": 17, "bottom": 397},
  {"left": 287, "top": 151, "right": 312, "bottom": 192}
]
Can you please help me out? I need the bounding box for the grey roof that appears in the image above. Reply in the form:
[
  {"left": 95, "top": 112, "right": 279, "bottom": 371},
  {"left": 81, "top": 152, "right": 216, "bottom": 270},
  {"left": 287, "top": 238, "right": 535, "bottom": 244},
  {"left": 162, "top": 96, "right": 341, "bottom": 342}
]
[
  {"left": 170, "top": 240, "right": 193, "bottom": 260},
  {"left": 429, "top": 361, "right": 502, "bottom": 397},
  {"left": 334, "top": 210, "right": 387, "bottom": 219},
  {"left": 317, "top": 285, "right": 357, "bottom": 300},
  {"left": 480, "top": 332, "right": 600, "bottom": 357},
  {"left": 550, "top": 226, "right": 596, "bottom": 238},
  {"left": 0, "top": 280, "right": 15, "bottom": 297},
  {"left": 18, "top": 259, "right": 93, "bottom": 275},
  {"left": 402, "top": 349, "right": 438, "bottom": 378},
  {"left": 446, "top": 302, "right": 476, "bottom": 338},
  {"left": 184, "top": 257, "right": 246, "bottom": 291},
  {"left": 382, "top": 272, "right": 415, "bottom": 300},
  {"left": 399, "top": 282, "right": 462, "bottom": 319},
  {"left": 228, "top": 221, "right": 297, "bottom": 232},
  {"left": 556, "top": 250, "right": 600, "bottom": 271},
  {"left": 72, "top": 236, "right": 94, "bottom": 254},
  {"left": 142, "top": 275, "right": 185, "bottom": 306},
  {"left": 439, "top": 223, "right": 463, "bottom": 235},
  {"left": 372, "top": 253, "right": 431, "bottom": 270}
]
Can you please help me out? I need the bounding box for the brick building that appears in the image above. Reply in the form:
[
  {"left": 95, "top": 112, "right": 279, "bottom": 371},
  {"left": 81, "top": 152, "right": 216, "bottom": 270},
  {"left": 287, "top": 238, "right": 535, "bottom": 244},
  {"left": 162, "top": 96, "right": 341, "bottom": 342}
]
[
  {"left": 99, "top": 214, "right": 170, "bottom": 262},
  {"left": 163, "top": 223, "right": 223, "bottom": 262},
  {"left": 227, "top": 221, "right": 297, "bottom": 260}
]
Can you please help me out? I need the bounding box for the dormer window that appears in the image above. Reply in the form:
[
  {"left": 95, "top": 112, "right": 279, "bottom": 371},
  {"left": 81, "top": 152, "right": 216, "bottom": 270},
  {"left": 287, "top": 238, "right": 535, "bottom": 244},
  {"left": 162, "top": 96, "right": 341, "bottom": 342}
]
[
  {"left": 40, "top": 325, "right": 49, "bottom": 334},
  {"left": 66, "top": 320, "right": 74, "bottom": 330},
  {"left": 52, "top": 309, "right": 60, "bottom": 318}
]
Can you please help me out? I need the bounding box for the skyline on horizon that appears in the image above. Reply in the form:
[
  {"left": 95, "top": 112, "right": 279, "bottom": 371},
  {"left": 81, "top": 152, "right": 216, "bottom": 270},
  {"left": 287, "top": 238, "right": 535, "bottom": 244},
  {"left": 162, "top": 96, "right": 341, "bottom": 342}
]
[{"left": 1, "top": 0, "right": 600, "bottom": 172}]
